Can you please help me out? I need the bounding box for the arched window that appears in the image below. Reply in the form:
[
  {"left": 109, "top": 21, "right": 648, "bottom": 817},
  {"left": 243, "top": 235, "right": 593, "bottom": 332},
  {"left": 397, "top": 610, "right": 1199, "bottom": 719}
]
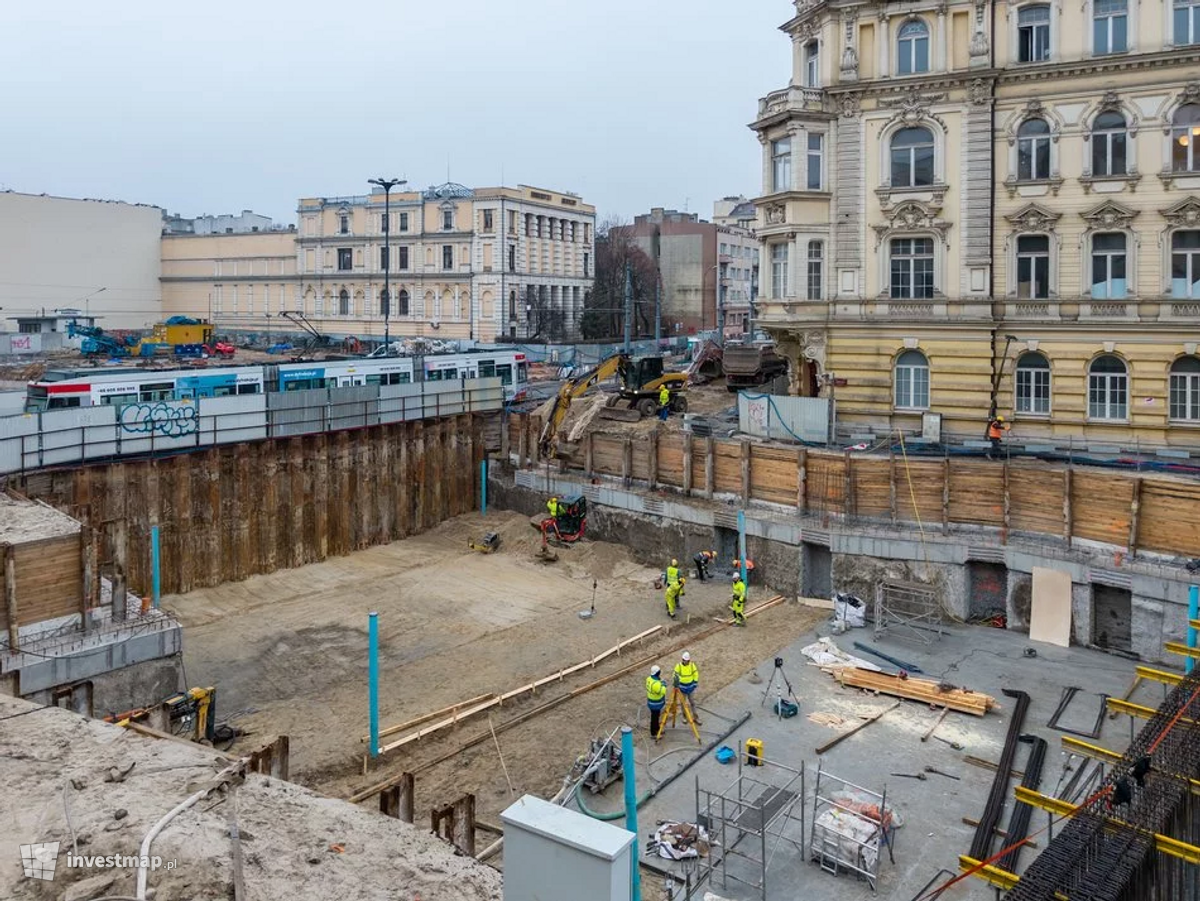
[
  {"left": 1171, "top": 104, "right": 1200, "bottom": 173},
  {"left": 1094, "top": 0, "right": 1128, "bottom": 54},
  {"left": 1091, "top": 233, "right": 1127, "bottom": 299},
  {"left": 1018, "top": 118, "right": 1052, "bottom": 180},
  {"left": 890, "top": 127, "right": 935, "bottom": 187},
  {"left": 1176, "top": 0, "right": 1200, "bottom": 46},
  {"left": 379, "top": 289, "right": 390, "bottom": 317},
  {"left": 338, "top": 289, "right": 350, "bottom": 316},
  {"left": 1170, "top": 357, "right": 1200, "bottom": 421},
  {"left": 1088, "top": 355, "right": 1128, "bottom": 420},
  {"left": 398, "top": 289, "right": 410, "bottom": 316},
  {"left": 1015, "top": 352, "right": 1051, "bottom": 414},
  {"left": 1018, "top": 4, "right": 1052, "bottom": 61},
  {"left": 897, "top": 20, "right": 930, "bottom": 74},
  {"left": 895, "top": 350, "right": 930, "bottom": 410},
  {"left": 1174, "top": 231, "right": 1200, "bottom": 298},
  {"left": 1091, "top": 111, "right": 1128, "bottom": 176}
]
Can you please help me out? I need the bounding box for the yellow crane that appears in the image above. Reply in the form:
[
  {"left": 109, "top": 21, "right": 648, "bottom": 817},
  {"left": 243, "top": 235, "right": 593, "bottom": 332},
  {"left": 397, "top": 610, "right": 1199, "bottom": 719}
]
[{"left": 538, "top": 353, "right": 687, "bottom": 458}]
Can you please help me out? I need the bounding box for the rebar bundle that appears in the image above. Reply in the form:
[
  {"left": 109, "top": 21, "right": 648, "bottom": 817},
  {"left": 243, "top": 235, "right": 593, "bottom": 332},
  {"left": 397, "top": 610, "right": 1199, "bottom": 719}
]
[{"left": 1005, "top": 671, "right": 1200, "bottom": 901}]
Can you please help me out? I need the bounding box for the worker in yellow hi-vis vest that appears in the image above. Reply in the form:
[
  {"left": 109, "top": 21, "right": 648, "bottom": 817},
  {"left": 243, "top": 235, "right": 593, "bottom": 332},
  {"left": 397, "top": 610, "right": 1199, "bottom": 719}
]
[{"left": 730, "top": 574, "right": 747, "bottom": 626}]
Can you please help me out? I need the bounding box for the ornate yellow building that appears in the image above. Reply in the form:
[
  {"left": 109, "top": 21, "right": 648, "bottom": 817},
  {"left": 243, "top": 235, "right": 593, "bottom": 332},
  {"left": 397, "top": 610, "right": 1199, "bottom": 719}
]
[
  {"left": 754, "top": 0, "right": 1200, "bottom": 448},
  {"left": 161, "top": 184, "right": 595, "bottom": 343}
]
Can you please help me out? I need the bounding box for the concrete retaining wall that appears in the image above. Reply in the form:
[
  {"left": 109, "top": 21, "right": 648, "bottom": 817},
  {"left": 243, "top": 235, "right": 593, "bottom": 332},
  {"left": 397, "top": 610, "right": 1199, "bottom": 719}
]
[{"left": 494, "top": 465, "right": 1194, "bottom": 663}]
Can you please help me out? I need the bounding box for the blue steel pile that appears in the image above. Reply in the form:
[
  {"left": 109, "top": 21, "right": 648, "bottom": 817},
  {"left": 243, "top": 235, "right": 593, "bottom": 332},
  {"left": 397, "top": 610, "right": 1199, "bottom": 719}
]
[{"left": 1005, "top": 669, "right": 1200, "bottom": 901}]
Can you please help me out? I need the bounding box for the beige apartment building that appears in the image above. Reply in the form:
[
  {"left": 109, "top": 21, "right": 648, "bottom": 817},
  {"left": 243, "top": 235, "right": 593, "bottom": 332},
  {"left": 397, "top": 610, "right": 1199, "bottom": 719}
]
[
  {"left": 753, "top": 0, "right": 1200, "bottom": 448},
  {"left": 161, "top": 183, "right": 595, "bottom": 343}
]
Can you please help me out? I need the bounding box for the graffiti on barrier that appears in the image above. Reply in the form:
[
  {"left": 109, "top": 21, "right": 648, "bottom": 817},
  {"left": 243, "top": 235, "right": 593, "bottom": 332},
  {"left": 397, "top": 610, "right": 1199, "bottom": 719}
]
[{"left": 118, "top": 402, "right": 199, "bottom": 438}]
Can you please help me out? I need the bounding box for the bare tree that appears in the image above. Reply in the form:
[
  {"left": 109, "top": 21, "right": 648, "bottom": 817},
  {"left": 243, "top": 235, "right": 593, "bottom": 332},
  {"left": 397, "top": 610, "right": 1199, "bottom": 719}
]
[{"left": 582, "top": 216, "right": 658, "bottom": 341}]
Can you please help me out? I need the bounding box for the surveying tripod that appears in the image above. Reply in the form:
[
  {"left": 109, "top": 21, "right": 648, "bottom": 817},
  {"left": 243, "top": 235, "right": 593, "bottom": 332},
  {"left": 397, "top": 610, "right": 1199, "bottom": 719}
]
[
  {"left": 656, "top": 685, "right": 702, "bottom": 745},
  {"left": 761, "top": 656, "right": 801, "bottom": 718}
]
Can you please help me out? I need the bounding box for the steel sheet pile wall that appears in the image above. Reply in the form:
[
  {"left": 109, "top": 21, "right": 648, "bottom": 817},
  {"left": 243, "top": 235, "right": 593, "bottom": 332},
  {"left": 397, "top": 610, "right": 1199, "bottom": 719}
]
[
  {"left": 1005, "top": 669, "right": 1200, "bottom": 900},
  {"left": 520, "top": 414, "right": 1200, "bottom": 559},
  {"left": 10, "top": 415, "right": 484, "bottom": 597}
]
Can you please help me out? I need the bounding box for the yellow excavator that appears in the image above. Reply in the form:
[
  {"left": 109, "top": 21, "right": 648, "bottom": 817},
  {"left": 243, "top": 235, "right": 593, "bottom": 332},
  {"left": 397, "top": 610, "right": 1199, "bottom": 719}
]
[{"left": 538, "top": 353, "right": 688, "bottom": 458}]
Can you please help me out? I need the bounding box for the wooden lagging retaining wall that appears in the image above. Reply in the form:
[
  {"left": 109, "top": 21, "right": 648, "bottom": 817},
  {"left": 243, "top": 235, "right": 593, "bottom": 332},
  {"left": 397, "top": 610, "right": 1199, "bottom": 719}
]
[
  {"left": 513, "top": 413, "right": 1200, "bottom": 559},
  {"left": 8, "top": 415, "right": 485, "bottom": 598}
]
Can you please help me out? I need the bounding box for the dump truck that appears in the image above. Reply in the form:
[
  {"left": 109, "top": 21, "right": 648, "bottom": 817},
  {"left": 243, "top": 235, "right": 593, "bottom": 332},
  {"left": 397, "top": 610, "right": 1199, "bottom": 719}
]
[{"left": 721, "top": 341, "right": 789, "bottom": 391}]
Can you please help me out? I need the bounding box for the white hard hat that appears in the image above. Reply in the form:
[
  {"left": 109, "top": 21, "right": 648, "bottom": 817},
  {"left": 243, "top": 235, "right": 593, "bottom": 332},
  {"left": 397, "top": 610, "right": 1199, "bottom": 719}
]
[
  {"left": 682, "top": 651, "right": 691, "bottom": 662},
  {"left": 650, "top": 665, "right": 661, "bottom": 676}
]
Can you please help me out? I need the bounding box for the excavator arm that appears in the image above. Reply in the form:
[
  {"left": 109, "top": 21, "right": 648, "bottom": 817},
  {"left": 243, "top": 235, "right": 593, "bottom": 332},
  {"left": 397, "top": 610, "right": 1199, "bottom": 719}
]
[{"left": 537, "top": 354, "right": 628, "bottom": 458}]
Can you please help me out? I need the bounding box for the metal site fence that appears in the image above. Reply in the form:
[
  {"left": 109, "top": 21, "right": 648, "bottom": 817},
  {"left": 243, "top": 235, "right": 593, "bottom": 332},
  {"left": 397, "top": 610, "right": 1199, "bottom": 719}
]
[{"left": 0, "top": 377, "right": 504, "bottom": 476}]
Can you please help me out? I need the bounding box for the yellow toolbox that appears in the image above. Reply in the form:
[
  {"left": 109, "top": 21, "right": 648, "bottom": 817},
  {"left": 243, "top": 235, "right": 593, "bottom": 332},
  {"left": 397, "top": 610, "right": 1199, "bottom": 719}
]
[{"left": 745, "top": 738, "right": 764, "bottom": 766}]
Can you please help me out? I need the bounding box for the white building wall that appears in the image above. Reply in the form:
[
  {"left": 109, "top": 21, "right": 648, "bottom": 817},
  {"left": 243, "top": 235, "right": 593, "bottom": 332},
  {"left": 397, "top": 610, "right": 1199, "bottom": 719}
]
[{"left": 0, "top": 193, "right": 163, "bottom": 329}]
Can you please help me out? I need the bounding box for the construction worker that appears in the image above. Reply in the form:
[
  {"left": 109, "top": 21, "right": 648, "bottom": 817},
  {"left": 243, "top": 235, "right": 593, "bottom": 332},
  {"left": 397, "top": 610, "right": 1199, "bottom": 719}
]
[
  {"left": 673, "top": 651, "right": 701, "bottom": 724},
  {"left": 658, "top": 383, "right": 671, "bottom": 421},
  {"left": 666, "top": 558, "right": 680, "bottom": 589},
  {"left": 986, "top": 415, "right": 1010, "bottom": 459},
  {"left": 730, "top": 573, "right": 747, "bottom": 626},
  {"left": 732, "top": 558, "right": 755, "bottom": 583},
  {"left": 546, "top": 496, "right": 560, "bottom": 519},
  {"left": 664, "top": 576, "right": 686, "bottom": 618},
  {"left": 646, "top": 665, "right": 667, "bottom": 738},
  {"left": 693, "top": 550, "right": 716, "bottom": 581}
]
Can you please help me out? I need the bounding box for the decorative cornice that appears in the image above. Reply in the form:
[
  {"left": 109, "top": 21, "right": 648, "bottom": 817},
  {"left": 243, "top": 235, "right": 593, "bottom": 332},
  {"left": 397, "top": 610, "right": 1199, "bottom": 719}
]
[
  {"left": 997, "top": 50, "right": 1200, "bottom": 86},
  {"left": 1079, "top": 173, "right": 1142, "bottom": 194},
  {"left": 871, "top": 199, "right": 952, "bottom": 247},
  {"left": 1004, "top": 202, "right": 1061, "bottom": 233},
  {"left": 1080, "top": 200, "right": 1139, "bottom": 231},
  {"left": 1163, "top": 196, "right": 1200, "bottom": 228},
  {"left": 879, "top": 86, "right": 949, "bottom": 131}
]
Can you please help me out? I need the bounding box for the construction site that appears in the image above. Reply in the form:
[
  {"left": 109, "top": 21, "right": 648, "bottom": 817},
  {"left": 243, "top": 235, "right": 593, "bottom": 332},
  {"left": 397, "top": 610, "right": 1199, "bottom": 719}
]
[{"left": 3, "top": 354, "right": 1200, "bottom": 901}]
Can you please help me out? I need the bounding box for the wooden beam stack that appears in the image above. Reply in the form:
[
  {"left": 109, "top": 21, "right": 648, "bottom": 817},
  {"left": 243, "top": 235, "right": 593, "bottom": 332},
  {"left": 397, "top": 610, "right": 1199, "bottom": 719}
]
[{"left": 833, "top": 667, "right": 998, "bottom": 716}]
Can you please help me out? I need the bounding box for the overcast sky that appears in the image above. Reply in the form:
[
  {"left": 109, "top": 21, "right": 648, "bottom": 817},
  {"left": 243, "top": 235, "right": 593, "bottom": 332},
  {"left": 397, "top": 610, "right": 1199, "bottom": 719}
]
[{"left": 0, "top": 1, "right": 790, "bottom": 224}]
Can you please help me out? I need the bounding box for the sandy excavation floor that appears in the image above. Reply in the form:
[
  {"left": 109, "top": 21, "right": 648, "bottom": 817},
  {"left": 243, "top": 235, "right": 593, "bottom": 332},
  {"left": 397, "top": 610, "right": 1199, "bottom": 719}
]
[{"left": 168, "top": 511, "right": 824, "bottom": 827}]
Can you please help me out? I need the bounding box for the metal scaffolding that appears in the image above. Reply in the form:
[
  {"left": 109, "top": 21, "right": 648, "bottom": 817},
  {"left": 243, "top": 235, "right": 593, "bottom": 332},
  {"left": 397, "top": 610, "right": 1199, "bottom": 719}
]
[
  {"left": 808, "top": 762, "right": 897, "bottom": 892},
  {"left": 873, "top": 579, "right": 944, "bottom": 644},
  {"left": 692, "top": 749, "right": 807, "bottom": 901}
]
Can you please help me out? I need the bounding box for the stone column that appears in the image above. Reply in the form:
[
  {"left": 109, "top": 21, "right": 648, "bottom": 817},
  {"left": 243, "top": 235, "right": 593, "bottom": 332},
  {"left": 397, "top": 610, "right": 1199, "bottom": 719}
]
[
  {"left": 936, "top": 5, "right": 948, "bottom": 71},
  {"left": 878, "top": 11, "right": 888, "bottom": 76}
]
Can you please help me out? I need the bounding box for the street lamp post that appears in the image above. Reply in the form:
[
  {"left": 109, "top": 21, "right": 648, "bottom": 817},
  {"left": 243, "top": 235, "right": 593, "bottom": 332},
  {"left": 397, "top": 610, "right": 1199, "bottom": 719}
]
[
  {"left": 367, "top": 177, "right": 406, "bottom": 353},
  {"left": 80, "top": 286, "right": 107, "bottom": 322}
]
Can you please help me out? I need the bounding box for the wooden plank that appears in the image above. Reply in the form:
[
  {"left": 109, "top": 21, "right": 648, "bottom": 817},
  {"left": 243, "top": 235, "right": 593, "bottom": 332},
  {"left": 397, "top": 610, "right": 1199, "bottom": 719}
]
[
  {"left": 1064, "top": 468, "right": 1073, "bottom": 546},
  {"left": 942, "top": 458, "right": 950, "bottom": 533},
  {"left": 648, "top": 432, "right": 659, "bottom": 490},
  {"left": 682, "top": 433, "right": 694, "bottom": 495},
  {"left": 704, "top": 437, "right": 715, "bottom": 498},
  {"left": 798, "top": 448, "right": 808, "bottom": 513},
  {"left": 740, "top": 440, "right": 751, "bottom": 504},
  {"left": 379, "top": 697, "right": 504, "bottom": 753},
  {"left": 4, "top": 545, "right": 17, "bottom": 649},
  {"left": 1030, "top": 567, "right": 1072, "bottom": 648},
  {"left": 834, "top": 668, "right": 996, "bottom": 715},
  {"left": 365, "top": 693, "right": 497, "bottom": 743},
  {"left": 889, "top": 450, "right": 897, "bottom": 523},
  {"left": 350, "top": 597, "right": 785, "bottom": 803},
  {"left": 1128, "top": 477, "right": 1142, "bottom": 555}
]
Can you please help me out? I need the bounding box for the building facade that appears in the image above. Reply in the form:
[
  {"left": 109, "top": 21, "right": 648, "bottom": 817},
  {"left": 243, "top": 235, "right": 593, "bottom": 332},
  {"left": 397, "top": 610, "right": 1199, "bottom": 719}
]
[
  {"left": 162, "top": 183, "right": 595, "bottom": 344},
  {"left": 0, "top": 192, "right": 163, "bottom": 330},
  {"left": 162, "top": 210, "right": 277, "bottom": 235},
  {"left": 614, "top": 208, "right": 759, "bottom": 337},
  {"left": 753, "top": 0, "right": 1200, "bottom": 447}
]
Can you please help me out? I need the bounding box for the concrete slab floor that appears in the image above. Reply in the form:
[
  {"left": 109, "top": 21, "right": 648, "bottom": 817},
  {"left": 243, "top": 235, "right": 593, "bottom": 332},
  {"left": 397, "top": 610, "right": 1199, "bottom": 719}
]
[{"left": 585, "top": 621, "right": 1168, "bottom": 901}]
